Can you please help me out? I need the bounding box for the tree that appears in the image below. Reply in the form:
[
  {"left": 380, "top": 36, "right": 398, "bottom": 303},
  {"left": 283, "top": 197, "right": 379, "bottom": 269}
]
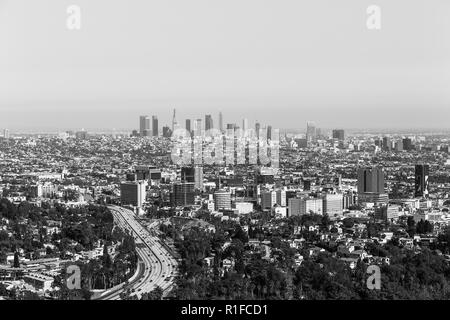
[
  {"left": 343, "top": 218, "right": 354, "bottom": 229},
  {"left": 13, "top": 252, "right": 20, "bottom": 268}
]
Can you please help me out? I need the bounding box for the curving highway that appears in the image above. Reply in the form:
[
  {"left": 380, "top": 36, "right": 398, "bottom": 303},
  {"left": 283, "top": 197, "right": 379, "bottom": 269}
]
[{"left": 97, "top": 205, "right": 178, "bottom": 300}]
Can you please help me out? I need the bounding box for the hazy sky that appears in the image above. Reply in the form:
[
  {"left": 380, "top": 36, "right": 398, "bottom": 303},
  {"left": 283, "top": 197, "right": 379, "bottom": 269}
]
[{"left": 1, "top": 0, "right": 449, "bottom": 131}]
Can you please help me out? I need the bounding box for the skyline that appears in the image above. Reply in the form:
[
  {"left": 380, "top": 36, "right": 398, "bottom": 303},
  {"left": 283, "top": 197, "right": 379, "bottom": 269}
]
[{"left": 3, "top": 107, "right": 450, "bottom": 134}]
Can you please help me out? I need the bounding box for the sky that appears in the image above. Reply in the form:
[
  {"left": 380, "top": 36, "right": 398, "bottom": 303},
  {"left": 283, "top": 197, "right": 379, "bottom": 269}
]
[{"left": 1, "top": 0, "right": 449, "bottom": 131}]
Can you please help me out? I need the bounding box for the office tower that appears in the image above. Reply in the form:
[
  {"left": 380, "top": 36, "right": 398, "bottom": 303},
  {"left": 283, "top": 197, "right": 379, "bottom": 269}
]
[
  {"left": 242, "top": 118, "right": 248, "bottom": 132},
  {"left": 131, "top": 130, "right": 139, "bottom": 137},
  {"left": 135, "top": 165, "right": 156, "bottom": 181},
  {"left": 3, "top": 129, "right": 9, "bottom": 139},
  {"left": 288, "top": 198, "right": 323, "bottom": 216},
  {"left": 219, "top": 112, "right": 224, "bottom": 132},
  {"left": 255, "top": 122, "right": 261, "bottom": 138},
  {"left": 382, "top": 137, "right": 391, "bottom": 151},
  {"left": 214, "top": 190, "right": 232, "bottom": 210},
  {"left": 181, "top": 167, "right": 195, "bottom": 183},
  {"left": 357, "top": 167, "right": 385, "bottom": 194},
  {"left": 276, "top": 190, "right": 286, "bottom": 206},
  {"left": 139, "top": 115, "right": 150, "bottom": 136},
  {"left": 306, "top": 122, "right": 316, "bottom": 142},
  {"left": 261, "top": 191, "right": 277, "bottom": 209},
  {"left": 162, "top": 126, "right": 172, "bottom": 138},
  {"left": 194, "top": 166, "right": 204, "bottom": 190},
  {"left": 267, "top": 126, "right": 272, "bottom": 141},
  {"left": 332, "top": 129, "right": 345, "bottom": 141},
  {"left": 375, "top": 204, "right": 400, "bottom": 222},
  {"left": 357, "top": 167, "right": 388, "bottom": 205},
  {"left": 403, "top": 138, "right": 412, "bottom": 151},
  {"left": 227, "top": 123, "right": 235, "bottom": 130},
  {"left": 152, "top": 116, "right": 159, "bottom": 136},
  {"left": 120, "top": 181, "right": 147, "bottom": 207},
  {"left": 322, "top": 193, "right": 343, "bottom": 216},
  {"left": 172, "top": 109, "right": 177, "bottom": 131},
  {"left": 395, "top": 140, "right": 403, "bottom": 151},
  {"left": 414, "top": 164, "right": 429, "bottom": 198},
  {"left": 185, "top": 119, "right": 191, "bottom": 133},
  {"left": 172, "top": 182, "right": 195, "bottom": 206},
  {"left": 205, "top": 114, "right": 213, "bottom": 131},
  {"left": 194, "top": 119, "right": 203, "bottom": 135}
]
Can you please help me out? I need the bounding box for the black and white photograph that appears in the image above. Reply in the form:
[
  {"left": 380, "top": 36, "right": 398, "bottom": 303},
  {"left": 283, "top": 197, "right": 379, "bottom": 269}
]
[{"left": 1, "top": 0, "right": 450, "bottom": 313}]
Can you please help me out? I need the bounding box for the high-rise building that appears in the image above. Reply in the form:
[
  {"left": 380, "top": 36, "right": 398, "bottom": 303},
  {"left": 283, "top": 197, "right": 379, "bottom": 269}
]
[
  {"left": 162, "top": 126, "right": 172, "bottom": 138},
  {"left": 276, "top": 190, "right": 286, "bottom": 206},
  {"left": 194, "top": 119, "right": 203, "bottom": 136},
  {"left": 205, "top": 114, "right": 213, "bottom": 131},
  {"left": 261, "top": 191, "right": 277, "bottom": 209},
  {"left": 121, "top": 181, "right": 147, "bottom": 208},
  {"left": 395, "top": 140, "right": 403, "bottom": 151},
  {"left": 382, "top": 137, "right": 391, "bottom": 151},
  {"left": 3, "top": 129, "right": 9, "bottom": 139},
  {"left": 214, "top": 190, "right": 232, "bottom": 210},
  {"left": 332, "top": 129, "right": 345, "bottom": 141},
  {"left": 414, "top": 164, "right": 429, "bottom": 198},
  {"left": 172, "top": 182, "right": 195, "bottom": 206},
  {"left": 219, "top": 112, "right": 224, "bottom": 132},
  {"left": 152, "top": 116, "right": 159, "bottom": 136},
  {"left": 186, "top": 119, "right": 191, "bottom": 134},
  {"left": 172, "top": 109, "right": 177, "bottom": 131},
  {"left": 403, "top": 138, "right": 413, "bottom": 151},
  {"left": 288, "top": 198, "right": 323, "bottom": 216},
  {"left": 322, "top": 193, "right": 343, "bottom": 216},
  {"left": 139, "top": 116, "right": 150, "bottom": 136},
  {"left": 357, "top": 167, "right": 385, "bottom": 194},
  {"left": 255, "top": 122, "right": 261, "bottom": 138},
  {"left": 194, "top": 166, "right": 204, "bottom": 190},
  {"left": 242, "top": 118, "right": 248, "bottom": 132},
  {"left": 135, "top": 165, "right": 152, "bottom": 181},
  {"left": 181, "top": 167, "right": 195, "bottom": 183},
  {"left": 267, "top": 126, "right": 272, "bottom": 141},
  {"left": 306, "top": 122, "right": 316, "bottom": 142}
]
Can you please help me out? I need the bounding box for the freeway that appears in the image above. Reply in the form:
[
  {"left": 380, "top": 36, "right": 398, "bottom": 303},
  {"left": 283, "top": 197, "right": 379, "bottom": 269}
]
[{"left": 97, "top": 205, "right": 178, "bottom": 300}]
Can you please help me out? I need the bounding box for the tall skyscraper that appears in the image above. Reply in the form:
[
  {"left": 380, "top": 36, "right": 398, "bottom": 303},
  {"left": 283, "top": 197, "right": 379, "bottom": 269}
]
[
  {"left": 357, "top": 167, "right": 388, "bottom": 205},
  {"left": 194, "top": 166, "right": 204, "bottom": 190},
  {"left": 121, "top": 180, "right": 147, "bottom": 208},
  {"left": 3, "top": 129, "right": 9, "bottom": 139},
  {"left": 357, "top": 167, "right": 385, "bottom": 194},
  {"left": 382, "top": 137, "right": 391, "bottom": 151},
  {"left": 414, "top": 164, "right": 429, "bottom": 198},
  {"left": 267, "top": 126, "right": 272, "bottom": 140},
  {"left": 219, "top": 112, "right": 224, "bottom": 132},
  {"left": 152, "top": 116, "right": 159, "bottom": 136},
  {"left": 255, "top": 122, "right": 261, "bottom": 138},
  {"left": 139, "top": 115, "right": 150, "bottom": 136},
  {"left": 172, "top": 109, "right": 177, "bottom": 131},
  {"left": 332, "top": 129, "right": 345, "bottom": 141},
  {"left": 214, "top": 190, "right": 232, "bottom": 210},
  {"left": 403, "top": 138, "right": 413, "bottom": 151},
  {"left": 186, "top": 119, "right": 191, "bottom": 133},
  {"left": 172, "top": 182, "right": 195, "bottom": 206},
  {"left": 194, "top": 119, "right": 203, "bottom": 136},
  {"left": 306, "top": 122, "right": 316, "bottom": 142},
  {"left": 205, "top": 114, "right": 213, "bottom": 131},
  {"left": 181, "top": 167, "right": 195, "bottom": 183},
  {"left": 242, "top": 118, "right": 248, "bottom": 132},
  {"left": 162, "top": 126, "right": 172, "bottom": 138}
]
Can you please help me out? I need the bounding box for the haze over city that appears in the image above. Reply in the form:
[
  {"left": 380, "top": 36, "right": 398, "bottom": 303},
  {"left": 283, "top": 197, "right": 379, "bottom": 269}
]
[{"left": 1, "top": 0, "right": 449, "bottom": 130}]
